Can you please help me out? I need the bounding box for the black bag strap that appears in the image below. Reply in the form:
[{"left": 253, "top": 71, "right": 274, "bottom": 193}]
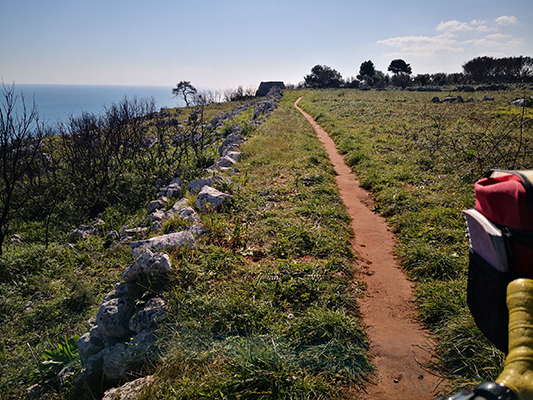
[{"left": 497, "top": 225, "right": 533, "bottom": 250}]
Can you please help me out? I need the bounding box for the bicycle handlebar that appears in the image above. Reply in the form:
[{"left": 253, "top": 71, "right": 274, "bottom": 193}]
[
  {"left": 435, "top": 381, "right": 517, "bottom": 400},
  {"left": 437, "top": 278, "right": 533, "bottom": 400}
]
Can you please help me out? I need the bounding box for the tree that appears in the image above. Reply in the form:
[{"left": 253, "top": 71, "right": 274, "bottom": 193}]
[
  {"left": 413, "top": 74, "right": 431, "bottom": 86},
  {"left": 372, "top": 70, "right": 389, "bottom": 88},
  {"left": 462, "top": 56, "right": 494, "bottom": 83},
  {"left": 0, "top": 83, "right": 49, "bottom": 255},
  {"left": 430, "top": 72, "right": 448, "bottom": 86},
  {"left": 357, "top": 60, "right": 388, "bottom": 87},
  {"left": 357, "top": 60, "right": 376, "bottom": 86},
  {"left": 223, "top": 86, "right": 256, "bottom": 102},
  {"left": 58, "top": 97, "right": 155, "bottom": 219},
  {"left": 172, "top": 81, "right": 198, "bottom": 107},
  {"left": 345, "top": 76, "right": 360, "bottom": 88},
  {"left": 304, "top": 65, "right": 343, "bottom": 88},
  {"left": 463, "top": 56, "right": 533, "bottom": 83},
  {"left": 388, "top": 59, "right": 412, "bottom": 75}
]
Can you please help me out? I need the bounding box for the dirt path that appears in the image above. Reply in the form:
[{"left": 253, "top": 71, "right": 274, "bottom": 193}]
[{"left": 294, "top": 97, "right": 446, "bottom": 399}]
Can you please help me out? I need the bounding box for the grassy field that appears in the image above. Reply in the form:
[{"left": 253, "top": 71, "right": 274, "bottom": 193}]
[
  {"left": 296, "top": 87, "right": 533, "bottom": 390},
  {"left": 137, "top": 92, "right": 372, "bottom": 399},
  {"left": 1, "top": 87, "right": 532, "bottom": 399},
  {"left": 1, "top": 93, "right": 373, "bottom": 399},
  {"left": 0, "top": 98, "right": 263, "bottom": 399}
]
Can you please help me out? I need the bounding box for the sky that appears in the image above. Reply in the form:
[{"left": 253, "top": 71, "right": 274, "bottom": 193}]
[{"left": 1, "top": 0, "right": 532, "bottom": 90}]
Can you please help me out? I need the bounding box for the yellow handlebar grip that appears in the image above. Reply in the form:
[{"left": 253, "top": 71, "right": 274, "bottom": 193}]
[{"left": 496, "top": 278, "right": 533, "bottom": 400}]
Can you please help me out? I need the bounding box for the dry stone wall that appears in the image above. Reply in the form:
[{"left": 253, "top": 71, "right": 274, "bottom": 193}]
[{"left": 73, "top": 87, "right": 283, "bottom": 398}]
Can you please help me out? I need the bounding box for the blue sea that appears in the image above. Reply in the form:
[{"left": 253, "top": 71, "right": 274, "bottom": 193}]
[{"left": 10, "top": 84, "right": 180, "bottom": 128}]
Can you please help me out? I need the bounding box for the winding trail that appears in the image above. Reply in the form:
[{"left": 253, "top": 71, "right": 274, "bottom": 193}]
[{"left": 294, "top": 97, "right": 446, "bottom": 399}]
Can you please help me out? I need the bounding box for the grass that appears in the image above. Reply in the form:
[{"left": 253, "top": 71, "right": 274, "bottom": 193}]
[
  {"left": 296, "top": 86, "right": 533, "bottom": 392},
  {"left": 3, "top": 86, "right": 530, "bottom": 398},
  {"left": 0, "top": 93, "right": 372, "bottom": 399},
  {"left": 0, "top": 240, "right": 132, "bottom": 398},
  {"left": 140, "top": 92, "right": 372, "bottom": 398}
]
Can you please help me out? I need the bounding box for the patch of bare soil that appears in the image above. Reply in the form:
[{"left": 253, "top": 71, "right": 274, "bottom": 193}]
[{"left": 295, "top": 97, "right": 447, "bottom": 399}]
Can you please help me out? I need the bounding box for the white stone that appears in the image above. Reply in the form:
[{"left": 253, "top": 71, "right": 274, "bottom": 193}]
[
  {"left": 130, "top": 231, "right": 195, "bottom": 257},
  {"left": 121, "top": 250, "right": 172, "bottom": 282},
  {"left": 195, "top": 186, "right": 233, "bottom": 210}
]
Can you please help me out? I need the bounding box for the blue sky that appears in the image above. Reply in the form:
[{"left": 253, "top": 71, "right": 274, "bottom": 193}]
[{"left": 1, "top": 0, "right": 532, "bottom": 89}]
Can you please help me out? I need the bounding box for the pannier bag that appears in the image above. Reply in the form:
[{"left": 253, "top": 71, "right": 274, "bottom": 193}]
[{"left": 464, "top": 170, "right": 533, "bottom": 353}]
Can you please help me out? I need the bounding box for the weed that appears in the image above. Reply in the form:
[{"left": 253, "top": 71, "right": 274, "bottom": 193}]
[
  {"left": 29, "top": 335, "right": 81, "bottom": 387},
  {"left": 161, "top": 215, "right": 193, "bottom": 234}
]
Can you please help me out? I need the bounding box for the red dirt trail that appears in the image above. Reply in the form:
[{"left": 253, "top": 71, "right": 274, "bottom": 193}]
[{"left": 294, "top": 97, "right": 447, "bottom": 399}]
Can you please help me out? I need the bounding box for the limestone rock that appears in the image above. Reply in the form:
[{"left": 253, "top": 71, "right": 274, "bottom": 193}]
[
  {"left": 101, "top": 343, "right": 130, "bottom": 381},
  {"left": 253, "top": 100, "right": 277, "bottom": 119},
  {"left": 226, "top": 151, "right": 243, "bottom": 162},
  {"left": 166, "top": 198, "right": 189, "bottom": 218},
  {"left": 219, "top": 132, "right": 245, "bottom": 157},
  {"left": 165, "top": 183, "right": 181, "bottom": 197},
  {"left": 129, "top": 297, "right": 166, "bottom": 333},
  {"left": 160, "top": 177, "right": 181, "bottom": 198},
  {"left": 114, "top": 282, "right": 135, "bottom": 298},
  {"left": 187, "top": 178, "right": 213, "bottom": 194},
  {"left": 149, "top": 209, "right": 166, "bottom": 222},
  {"left": 96, "top": 297, "right": 136, "bottom": 339},
  {"left": 511, "top": 98, "right": 526, "bottom": 107},
  {"left": 130, "top": 231, "right": 196, "bottom": 256},
  {"left": 77, "top": 332, "right": 105, "bottom": 365},
  {"left": 121, "top": 250, "right": 172, "bottom": 283},
  {"left": 208, "top": 155, "right": 237, "bottom": 172},
  {"left": 195, "top": 186, "right": 234, "bottom": 211},
  {"left": 150, "top": 220, "right": 162, "bottom": 233},
  {"left": 147, "top": 197, "right": 167, "bottom": 214},
  {"left": 75, "top": 351, "right": 104, "bottom": 384},
  {"left": 101, "top": 330, "right": 157, "bottom": 381},
  {"left": 68, "top": 225, "right": 94, "bottom": 243},
  {"left": 178, "top": 206, "right": 201, "bottom": 224},
  {"left": 121, "top": 227, "right": 149, "bottom": 238},
  {"left": 107, "top": 230, "right": 120, "bottom": 241},
  {"left": 102, "top": 376, "right": 155, "bottom": 400}
]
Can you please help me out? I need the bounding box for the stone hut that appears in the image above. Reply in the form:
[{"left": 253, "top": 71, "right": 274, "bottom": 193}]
[{"left": 255, "top": 81, "right": 285, "bottom": 97}]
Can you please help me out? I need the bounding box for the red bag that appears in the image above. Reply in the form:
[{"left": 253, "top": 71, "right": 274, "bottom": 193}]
[
  {"left": 466, "top": 170, "right": 533, "bottom": 352},
  {"left": 475, "top": 170, "right": 533, "bottom": 278}
]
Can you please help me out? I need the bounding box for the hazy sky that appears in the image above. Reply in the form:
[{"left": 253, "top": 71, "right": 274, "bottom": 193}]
[{"left": 1, "top": 0, "right": 532, "bottom": 89}]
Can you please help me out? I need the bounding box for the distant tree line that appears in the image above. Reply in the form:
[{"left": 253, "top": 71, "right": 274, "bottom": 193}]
[
  {"left": 463, "top": 56, "right": 533, "bottom": 84},
  {"left": 303, "top": 56, "right": 533, "bottom": 89}
]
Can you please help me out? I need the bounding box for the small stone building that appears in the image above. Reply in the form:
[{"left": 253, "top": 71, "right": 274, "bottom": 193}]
[{"left": 255, "top": 81, "right": 285, "bottom": 97}]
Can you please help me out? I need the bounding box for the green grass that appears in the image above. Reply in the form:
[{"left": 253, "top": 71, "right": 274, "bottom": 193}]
[
  {"left": 4, "top": 87, "right": 529, "bottom": 398},
  {"left": 0, "top": 240, "right": 132, "bottom": 398},
  {"left": 140, "top": 93, "right": 372, "bottom": 398},
  {"left": 0, "top": 93, "right": 372, "bottom": 399},
  {"left": 296, "top": 87, "right": 533, "bottom": 391}
]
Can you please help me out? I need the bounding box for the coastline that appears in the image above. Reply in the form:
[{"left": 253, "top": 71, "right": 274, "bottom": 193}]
[{"left": 11, "top": 84, "right": 179, "bottom": 126}]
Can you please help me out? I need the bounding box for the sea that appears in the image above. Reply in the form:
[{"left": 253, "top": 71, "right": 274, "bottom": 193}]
[{"left": 8, "top": 84, "right": 181, "bottom": 129}]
